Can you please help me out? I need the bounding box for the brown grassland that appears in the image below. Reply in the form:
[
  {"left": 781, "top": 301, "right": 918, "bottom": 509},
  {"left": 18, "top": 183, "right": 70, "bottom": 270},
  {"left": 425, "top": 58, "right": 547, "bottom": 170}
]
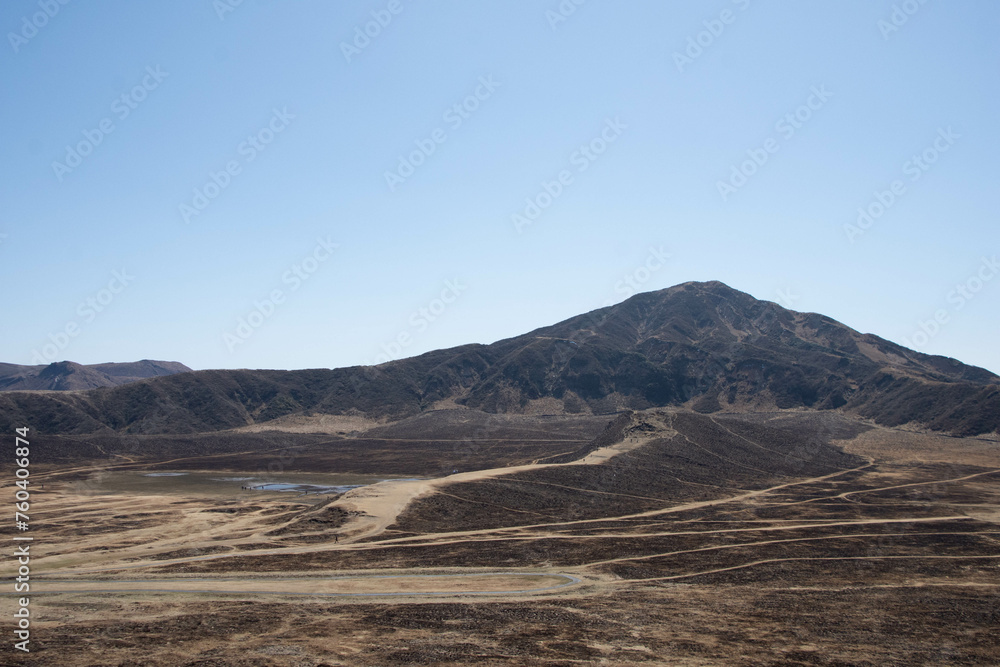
[{"left": 3, "top": 409, "right": 999, "bottom": 666}]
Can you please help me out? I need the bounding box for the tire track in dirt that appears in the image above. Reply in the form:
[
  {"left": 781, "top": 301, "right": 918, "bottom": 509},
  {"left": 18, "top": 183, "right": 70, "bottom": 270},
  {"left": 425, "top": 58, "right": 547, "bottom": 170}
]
[
  {"left": 783, "top": 468, "right": 1000, "bottom": 506},
  {"left": 20, "top": 572, "right": 582, "bottom": 599},
  {"left": 582, "top": 528, "right": 995, "bottom": 568},
  {"left": 630, "top": 554, "right": 1000, "bottom": 583}
]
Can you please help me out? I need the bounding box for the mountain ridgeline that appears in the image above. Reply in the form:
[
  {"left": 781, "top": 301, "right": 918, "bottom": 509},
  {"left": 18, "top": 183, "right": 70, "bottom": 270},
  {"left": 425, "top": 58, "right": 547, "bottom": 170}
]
[
  {"left": 0, "top": 360, "right": 191, "bottom": 392},
  {"left": 1, "top": 282, "right": 997, "bottom": 437}
]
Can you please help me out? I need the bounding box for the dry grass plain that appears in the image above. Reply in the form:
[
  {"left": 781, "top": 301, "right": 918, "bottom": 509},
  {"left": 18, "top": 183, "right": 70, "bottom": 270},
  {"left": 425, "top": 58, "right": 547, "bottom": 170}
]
[{"left": 3, "top": 409, "right": 999, "bottom": 666}]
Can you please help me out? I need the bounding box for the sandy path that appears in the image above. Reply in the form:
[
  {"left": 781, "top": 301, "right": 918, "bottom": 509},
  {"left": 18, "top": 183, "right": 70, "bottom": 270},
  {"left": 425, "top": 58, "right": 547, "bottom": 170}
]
[
  {"left": 39, "top": 461, "right": 879, "bottom": 577},
  {"left": 782, "top": 468, "right": 1000, "bottom": 506},
  {"left": 583, "top": 528, "right": 993, "bottom": 568},
  {"left": 24, "top": 572, "right": 581, "bottom": 598},
  {"left": 334, "top": 515, "right": 981, "bottom": 551},
  {"left": 630, "top": 554, "right": 1000, "bottom": 583},
  {"left": 334, "top": 426, "right": 660, "bottom": 542},
  {"left": 335, "top": 462, "right": 877, "bottom": 550},
  {"left": 37, "top": 514, "right": 977, "bottom": 578}
]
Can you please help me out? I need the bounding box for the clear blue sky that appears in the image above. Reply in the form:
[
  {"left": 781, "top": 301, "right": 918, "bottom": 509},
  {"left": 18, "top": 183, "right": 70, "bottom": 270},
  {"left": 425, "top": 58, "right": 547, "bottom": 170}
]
[{"left": 2, "top": 0, "right": 998, "bottom": 374}]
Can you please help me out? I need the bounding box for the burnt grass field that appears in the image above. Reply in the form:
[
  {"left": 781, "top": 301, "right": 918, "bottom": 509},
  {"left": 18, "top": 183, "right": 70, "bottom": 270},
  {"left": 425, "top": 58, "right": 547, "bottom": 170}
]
[
  {"left": 28, "top": 410, "right": 611, "bottom": 476},
  {"left": 14, "top": 408, "right": 1000, "bottom": 665}
]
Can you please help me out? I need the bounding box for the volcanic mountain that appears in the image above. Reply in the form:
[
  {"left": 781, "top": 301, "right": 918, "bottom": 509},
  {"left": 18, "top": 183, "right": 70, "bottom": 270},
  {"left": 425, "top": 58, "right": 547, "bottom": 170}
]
[
  {"left": 0, "top": 359, "right": 192, "bottom": 392},
  {"left": 0, "top": 281, "right": 996, "bottom": 438}
]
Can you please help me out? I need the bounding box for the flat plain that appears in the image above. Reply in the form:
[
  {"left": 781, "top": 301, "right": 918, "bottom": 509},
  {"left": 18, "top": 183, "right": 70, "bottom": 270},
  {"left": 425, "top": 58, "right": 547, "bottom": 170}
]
[{"left": 5, "top": 408, "right": 999, "bottom": 666}]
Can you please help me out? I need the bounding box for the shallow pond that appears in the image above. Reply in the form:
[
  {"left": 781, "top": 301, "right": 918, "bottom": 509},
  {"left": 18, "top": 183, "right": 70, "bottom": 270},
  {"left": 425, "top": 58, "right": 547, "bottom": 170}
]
[{"left": 80, "top": 470, "right": 417, "bottom": 496}]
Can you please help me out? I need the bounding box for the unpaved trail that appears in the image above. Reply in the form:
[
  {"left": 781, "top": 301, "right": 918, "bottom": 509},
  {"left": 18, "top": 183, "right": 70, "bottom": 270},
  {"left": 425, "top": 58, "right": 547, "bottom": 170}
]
[
  {"left": 583, "top": 528, "right": 992, "bottom": 568},
  {"left": 29, "top": 413, "right": 885, "bottom": 577},
  {"left": 39, "top": 515, "right": 977, "bottom": 577},
  {"left": 630, "top": 554, "right": 1000, "bottom": 583},
  {"left": 336, "top": 515, "right": 981, "bottom": 551},
  {"left": 37, "top": 450, "right": 870, "bottom": 576},
  {"left": 23, "top": 572, "right": 582, "bottom": 599},
  {"left": 835, "top": 469, "right": 1000, "bottom": 500},
  {"left": 783, "top": 468, "right": 1000, "bottom": 506},
  {"left": 344, "top": 462, "right": 878, "bottom": 550},
  {"left": 334, "top": 418, "right": 668, "bottom": 542},
  {"left": 41, "top": 457, "right": 877, "bottom": 577}
]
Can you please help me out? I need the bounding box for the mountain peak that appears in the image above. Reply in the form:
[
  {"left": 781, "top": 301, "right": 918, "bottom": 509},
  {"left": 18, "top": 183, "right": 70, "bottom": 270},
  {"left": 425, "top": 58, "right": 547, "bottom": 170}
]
[{"left": 0, "top": 283, "right": 996, "bottom": 436}]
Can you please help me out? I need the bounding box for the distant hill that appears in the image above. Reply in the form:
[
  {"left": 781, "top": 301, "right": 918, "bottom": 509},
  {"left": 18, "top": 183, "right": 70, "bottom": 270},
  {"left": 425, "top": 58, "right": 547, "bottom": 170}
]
[
  {"left": 0, "top": 282, "right": 997, "bottom": 437},
  {"left": 0, "top": 360, "right": 192, "bottom": 392}
]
